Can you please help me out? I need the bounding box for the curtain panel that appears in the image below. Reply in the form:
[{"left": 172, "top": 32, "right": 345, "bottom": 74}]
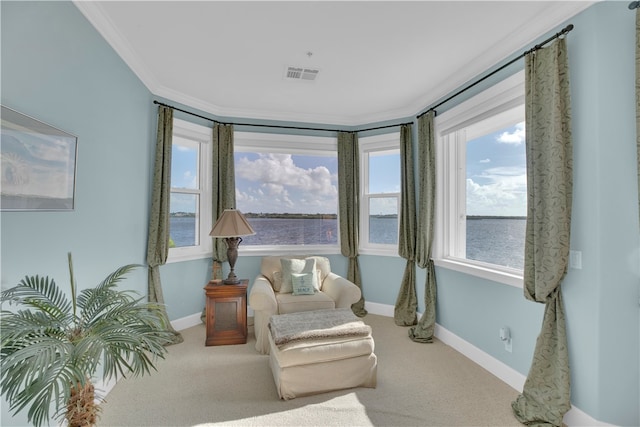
[
  {"left": 146, "top": 106, "right": 183, "bottom": 345},
  {"left": 212, "top": 123, "right": 236, "bottom": 263},
  {"left": 394, "top": 124, "right": 418, "bottom": 326},
  {"left": 408, "top": 111, "right": 437, "bottom": 343},
  {"left": 512, "top": 38, "right": 573, "bottom": 427},
  {"left": 337, "top": 132, "right": 367, "bottom": 317}
]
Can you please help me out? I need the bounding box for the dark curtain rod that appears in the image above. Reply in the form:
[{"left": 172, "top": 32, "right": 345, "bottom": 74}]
[
  {"left": 630, "top": 1, "right": 639, "bottom": 10},
  {"left": 416, "top": 23, "right": 574, "bottom": 119},
  {"left": 152, "top": 100, "right": 411, "bottom": 133}
]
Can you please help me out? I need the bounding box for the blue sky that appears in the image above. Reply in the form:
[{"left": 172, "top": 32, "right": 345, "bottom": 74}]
[
  {"left": 466, "top": 122, "right": 526, "bottom": 216},
  {"left": 170, "top": 123, "right": 526, "bottom": 217}
]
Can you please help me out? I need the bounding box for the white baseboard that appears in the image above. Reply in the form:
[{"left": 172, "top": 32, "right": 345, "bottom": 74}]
[
  {"left": 171, "top": 312, "right": 203, "bottom": 331},
  {"left": 363, "top": 302, "right": 611, "bottom": 427}
]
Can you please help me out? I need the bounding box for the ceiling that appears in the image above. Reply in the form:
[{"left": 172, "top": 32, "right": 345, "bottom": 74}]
[{"left": 74, "top": 1, "right": 593, "bottom": 126}]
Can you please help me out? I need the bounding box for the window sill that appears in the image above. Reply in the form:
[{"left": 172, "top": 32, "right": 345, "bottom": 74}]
[
  {"left": 239, "top": 245, "right": 341, "bottom": 257},
  {"left": 359, "top": 246, "right": 399, "bottom": 257},
  {"left": 167, "top": 250, "right": 212, "bottom": 264},
  {"left": 434, "top": 257, "right": 523, "bottom": 289}
]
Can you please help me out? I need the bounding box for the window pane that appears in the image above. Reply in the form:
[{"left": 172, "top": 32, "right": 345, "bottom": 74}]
[
  {"left": 369, "top": 197, "right": 398, "bottom": 244},
  {"left": 369, "top": 152, "right": 400, "bottom": 193},
  {"left": 234, "top": 152, "right": 338, "bottom": 246},
  {"left": 465, "top": 121, "right": 526, "bottom": 269},
  {"left": 169, "top": 193, "right": 199, "bottom": 248},
  {"left": 171, "top": 138, "right": 198, "bottom": 189}
]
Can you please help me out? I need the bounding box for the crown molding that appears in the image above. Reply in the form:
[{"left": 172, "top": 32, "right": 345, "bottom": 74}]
[{"left": 73, "top": 1, "right": 162, "bottom": 93}]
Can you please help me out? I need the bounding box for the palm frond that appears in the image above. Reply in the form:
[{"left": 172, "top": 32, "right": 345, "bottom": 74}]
[
  {"left": 0, "top": 332, "right": 84, "bottom": 427},
  {"left": 1, "top": 275, "right": 73, "bottom": 322},
  {"left": 1, "top": 310, "right": 70, "bottom": 353},
  {"left": 76, "top": 264, "right": 141, "bottom": 325}
]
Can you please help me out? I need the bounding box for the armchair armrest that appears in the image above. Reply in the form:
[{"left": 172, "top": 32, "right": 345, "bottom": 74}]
[
  {"left": 249, "top": 275, "right": 277, "bottom": 314},
  {"left": 322, "top": 272, "right": 361, "bottom": 309},
  {"left": 249, "top": 275, "right": 278, "bottom": 354}
]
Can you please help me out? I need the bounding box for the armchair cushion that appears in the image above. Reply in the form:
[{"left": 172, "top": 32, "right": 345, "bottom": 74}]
[
  {"left": 280, "top": 258, "right": 318, "bottom": 294},
  {"left": 261, "top": 256, "right": 331, "bottom": 292},
  {"left": 291, "top": 273, "right": 316, "bottom": 295},
  {"left": 276, "top": 291, "right": 334, "bottom": 313}
]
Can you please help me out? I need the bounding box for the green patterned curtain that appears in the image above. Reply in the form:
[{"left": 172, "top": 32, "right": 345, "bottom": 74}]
[
  {"left": 409, "top": 111, "right": 437, "bottom": 343},
  {"left": 212, "top": 123, "right": 236, "bottom": 264},
  {"left": 146, "top": 106, "right": 183, "bottom": 345},
  {"left": 512, "top": 38, "right": 573, "bottom": 426},
  {"left": 636, "top": 9, "right": 639, "bottom": 226},
  {"left": 338, "top": 131, "right": 367, "bottom": 317},
  {"left": 394, "top": 124, "right": 418, "bottom": 326}
]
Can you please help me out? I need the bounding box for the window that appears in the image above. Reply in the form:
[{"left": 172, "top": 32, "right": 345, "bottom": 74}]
[
  {"left": 168, "top": 119, "right": 212, "bottom": 262},
  {"left": 234, "top": 132, "right": 339, "bottom": 254},
  {"left": 435, "top": 71, "right": 526, "bottom": 287},
  {"left": 359, "top": 132, "right": 401, "bottom": 255}
]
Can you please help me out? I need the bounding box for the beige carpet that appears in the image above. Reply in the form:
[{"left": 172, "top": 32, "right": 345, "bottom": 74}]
[{"left": 99, "top": 314, "right": 521, "bottom": 426}]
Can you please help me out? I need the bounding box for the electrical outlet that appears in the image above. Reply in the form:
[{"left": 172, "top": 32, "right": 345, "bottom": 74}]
[
  {"left": 569, "top": 250, "right": 582, "bottom": 269},
  {"left": 500, "top": 327, "right": 512, "bottom": 353}
]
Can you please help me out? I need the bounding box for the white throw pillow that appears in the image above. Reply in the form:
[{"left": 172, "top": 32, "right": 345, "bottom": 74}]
[{"left": 280, "top": 258, "right": 317, "bottom": 294}]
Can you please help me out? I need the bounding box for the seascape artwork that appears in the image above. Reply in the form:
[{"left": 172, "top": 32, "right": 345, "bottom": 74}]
[{"left": 1, "top": 106, "right": 77, "bottom": 211}]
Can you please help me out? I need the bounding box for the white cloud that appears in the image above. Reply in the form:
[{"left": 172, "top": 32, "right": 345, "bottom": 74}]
[
  {"left": 479, "top": 158, "right": 491, "bottom": 163},
  {"left": 182, "top": 170, "right": 196, "bottom": 188},
  {"left": 466, "top": 166, "right": 527, "bottom": 216},
  {"left": 235, "top": 153, "right": 338, "bottom": 213},
  {"left": 497, "top": 122, "right": 525, "bottom": 145}
]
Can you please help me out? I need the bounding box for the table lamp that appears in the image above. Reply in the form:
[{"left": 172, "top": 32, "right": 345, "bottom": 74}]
[{"left": 209, "top": 209, "right": 256, "bottom": 284}]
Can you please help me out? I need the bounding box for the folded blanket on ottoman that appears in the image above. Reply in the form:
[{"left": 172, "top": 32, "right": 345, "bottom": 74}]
[{"left": 268, "top": 308, "right": 371, "bottom": 347}]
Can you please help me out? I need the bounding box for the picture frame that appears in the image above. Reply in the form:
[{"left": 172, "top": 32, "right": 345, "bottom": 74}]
[{"left": 1, "top": 105, "right": 78, "bottom": 211}]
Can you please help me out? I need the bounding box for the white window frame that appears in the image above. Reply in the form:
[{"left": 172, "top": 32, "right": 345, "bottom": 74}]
[
  {"left": 359, "top": 132, "right": 401, "bottom": 256},
  {"left": 434, "top": 71, "right": 525, "bottom": 288},
  {"left": 167, "top": 119, "right": 213, "bottom": 263},
  {"left": 234, "top": 131, "right": 340, "bottom": 257}
]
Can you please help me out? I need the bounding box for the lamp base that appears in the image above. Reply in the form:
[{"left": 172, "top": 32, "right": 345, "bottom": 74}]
[{"left": 222, "top": 277, "right": 241, "bottom": 285}]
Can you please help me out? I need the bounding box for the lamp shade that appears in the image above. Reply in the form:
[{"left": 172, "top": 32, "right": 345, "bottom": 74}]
[{"left": 209, "top": 209, "right": 256, "bottom": 238}]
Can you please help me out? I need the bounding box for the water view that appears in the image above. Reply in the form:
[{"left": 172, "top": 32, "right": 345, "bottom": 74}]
[{"left": 169, "top": 215, "right": 525, "bottom": 269}]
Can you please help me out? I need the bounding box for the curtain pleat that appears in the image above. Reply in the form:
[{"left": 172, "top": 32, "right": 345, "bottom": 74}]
[
  {"left": 212, "top": 123, "right": 236, "bottom": 262},
  {"left": 394, "top": 124, "right": 418, "bottom": 326},
  {"left": 512, "top": 39, "right": 573, "bottom": 426},
  {"left": 409, "top": 111, "right": 437, "bottom": 343},
  {"left": 146, "top": 106, "right": 183, "bottom": 345},
  {"left": 338, "top": 132, "right": 367, "bottom": 317}
]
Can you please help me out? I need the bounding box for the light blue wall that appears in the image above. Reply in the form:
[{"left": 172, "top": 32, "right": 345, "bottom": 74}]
[
  {"left": 568, "top": 4, "right": 639, "bottom": 424},
  {"left": 1, "top": 1, "right": 638, "bottom": 426},
  {"left": 0, "top": 2, "right": 155, "bottom": 425}
]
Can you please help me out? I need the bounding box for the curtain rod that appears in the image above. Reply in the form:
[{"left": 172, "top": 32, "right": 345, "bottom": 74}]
[
  {"left": 416, "top": 23, "right": 574, "bottom": 119},
  {"left": 630, "top": 1, "right": 639, "bottom": 9},
  {"left": 152, "top": 100, "right": 411, "bottom": 133}
]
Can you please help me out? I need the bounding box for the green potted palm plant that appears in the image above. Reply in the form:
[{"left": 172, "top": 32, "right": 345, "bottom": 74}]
[{"left": 0, "top": 253, "right": 175, "bottom": 427}]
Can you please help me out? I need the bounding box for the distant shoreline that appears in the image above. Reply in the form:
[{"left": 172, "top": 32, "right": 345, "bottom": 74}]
[
  {"left": 467, "top": 215, "right": 526, "bottom": 220},
  {"left": 170, "top": 212, "right": 525, "bottom": 220}
]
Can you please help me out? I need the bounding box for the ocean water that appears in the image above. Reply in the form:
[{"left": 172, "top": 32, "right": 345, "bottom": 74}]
[
  {"left": 466, "top": 217, "right": 525, "bottom": 270},
  {"left": 170, "top": 216, "right": 525, "bottom": 269}
]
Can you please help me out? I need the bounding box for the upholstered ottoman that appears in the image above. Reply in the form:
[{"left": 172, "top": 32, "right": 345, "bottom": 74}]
[{"left": 267, "top": 308, "right": 377, "bottom": 400}]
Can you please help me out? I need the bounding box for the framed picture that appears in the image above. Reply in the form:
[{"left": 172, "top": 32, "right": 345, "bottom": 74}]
[{"left": 1, "top": 106, "right": 78, "bottom": 211}]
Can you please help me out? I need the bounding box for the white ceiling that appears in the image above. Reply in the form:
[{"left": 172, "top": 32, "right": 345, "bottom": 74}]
[{"left": 75, "top": 1, "right": 592, "bottom": 126}]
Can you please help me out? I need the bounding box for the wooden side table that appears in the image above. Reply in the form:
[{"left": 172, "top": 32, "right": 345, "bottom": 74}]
[{"left": 204, "top": 280, "right": 248, "bottom": 346}]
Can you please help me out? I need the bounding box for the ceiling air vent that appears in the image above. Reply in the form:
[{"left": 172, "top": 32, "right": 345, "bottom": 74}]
[{"left": 285, "top": 66, "right": 320, "bottom": 82}]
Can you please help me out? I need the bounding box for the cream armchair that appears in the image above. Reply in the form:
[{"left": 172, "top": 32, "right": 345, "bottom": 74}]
[{"left": 249, "top": 255, "right": 361, "bottom": 354}]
